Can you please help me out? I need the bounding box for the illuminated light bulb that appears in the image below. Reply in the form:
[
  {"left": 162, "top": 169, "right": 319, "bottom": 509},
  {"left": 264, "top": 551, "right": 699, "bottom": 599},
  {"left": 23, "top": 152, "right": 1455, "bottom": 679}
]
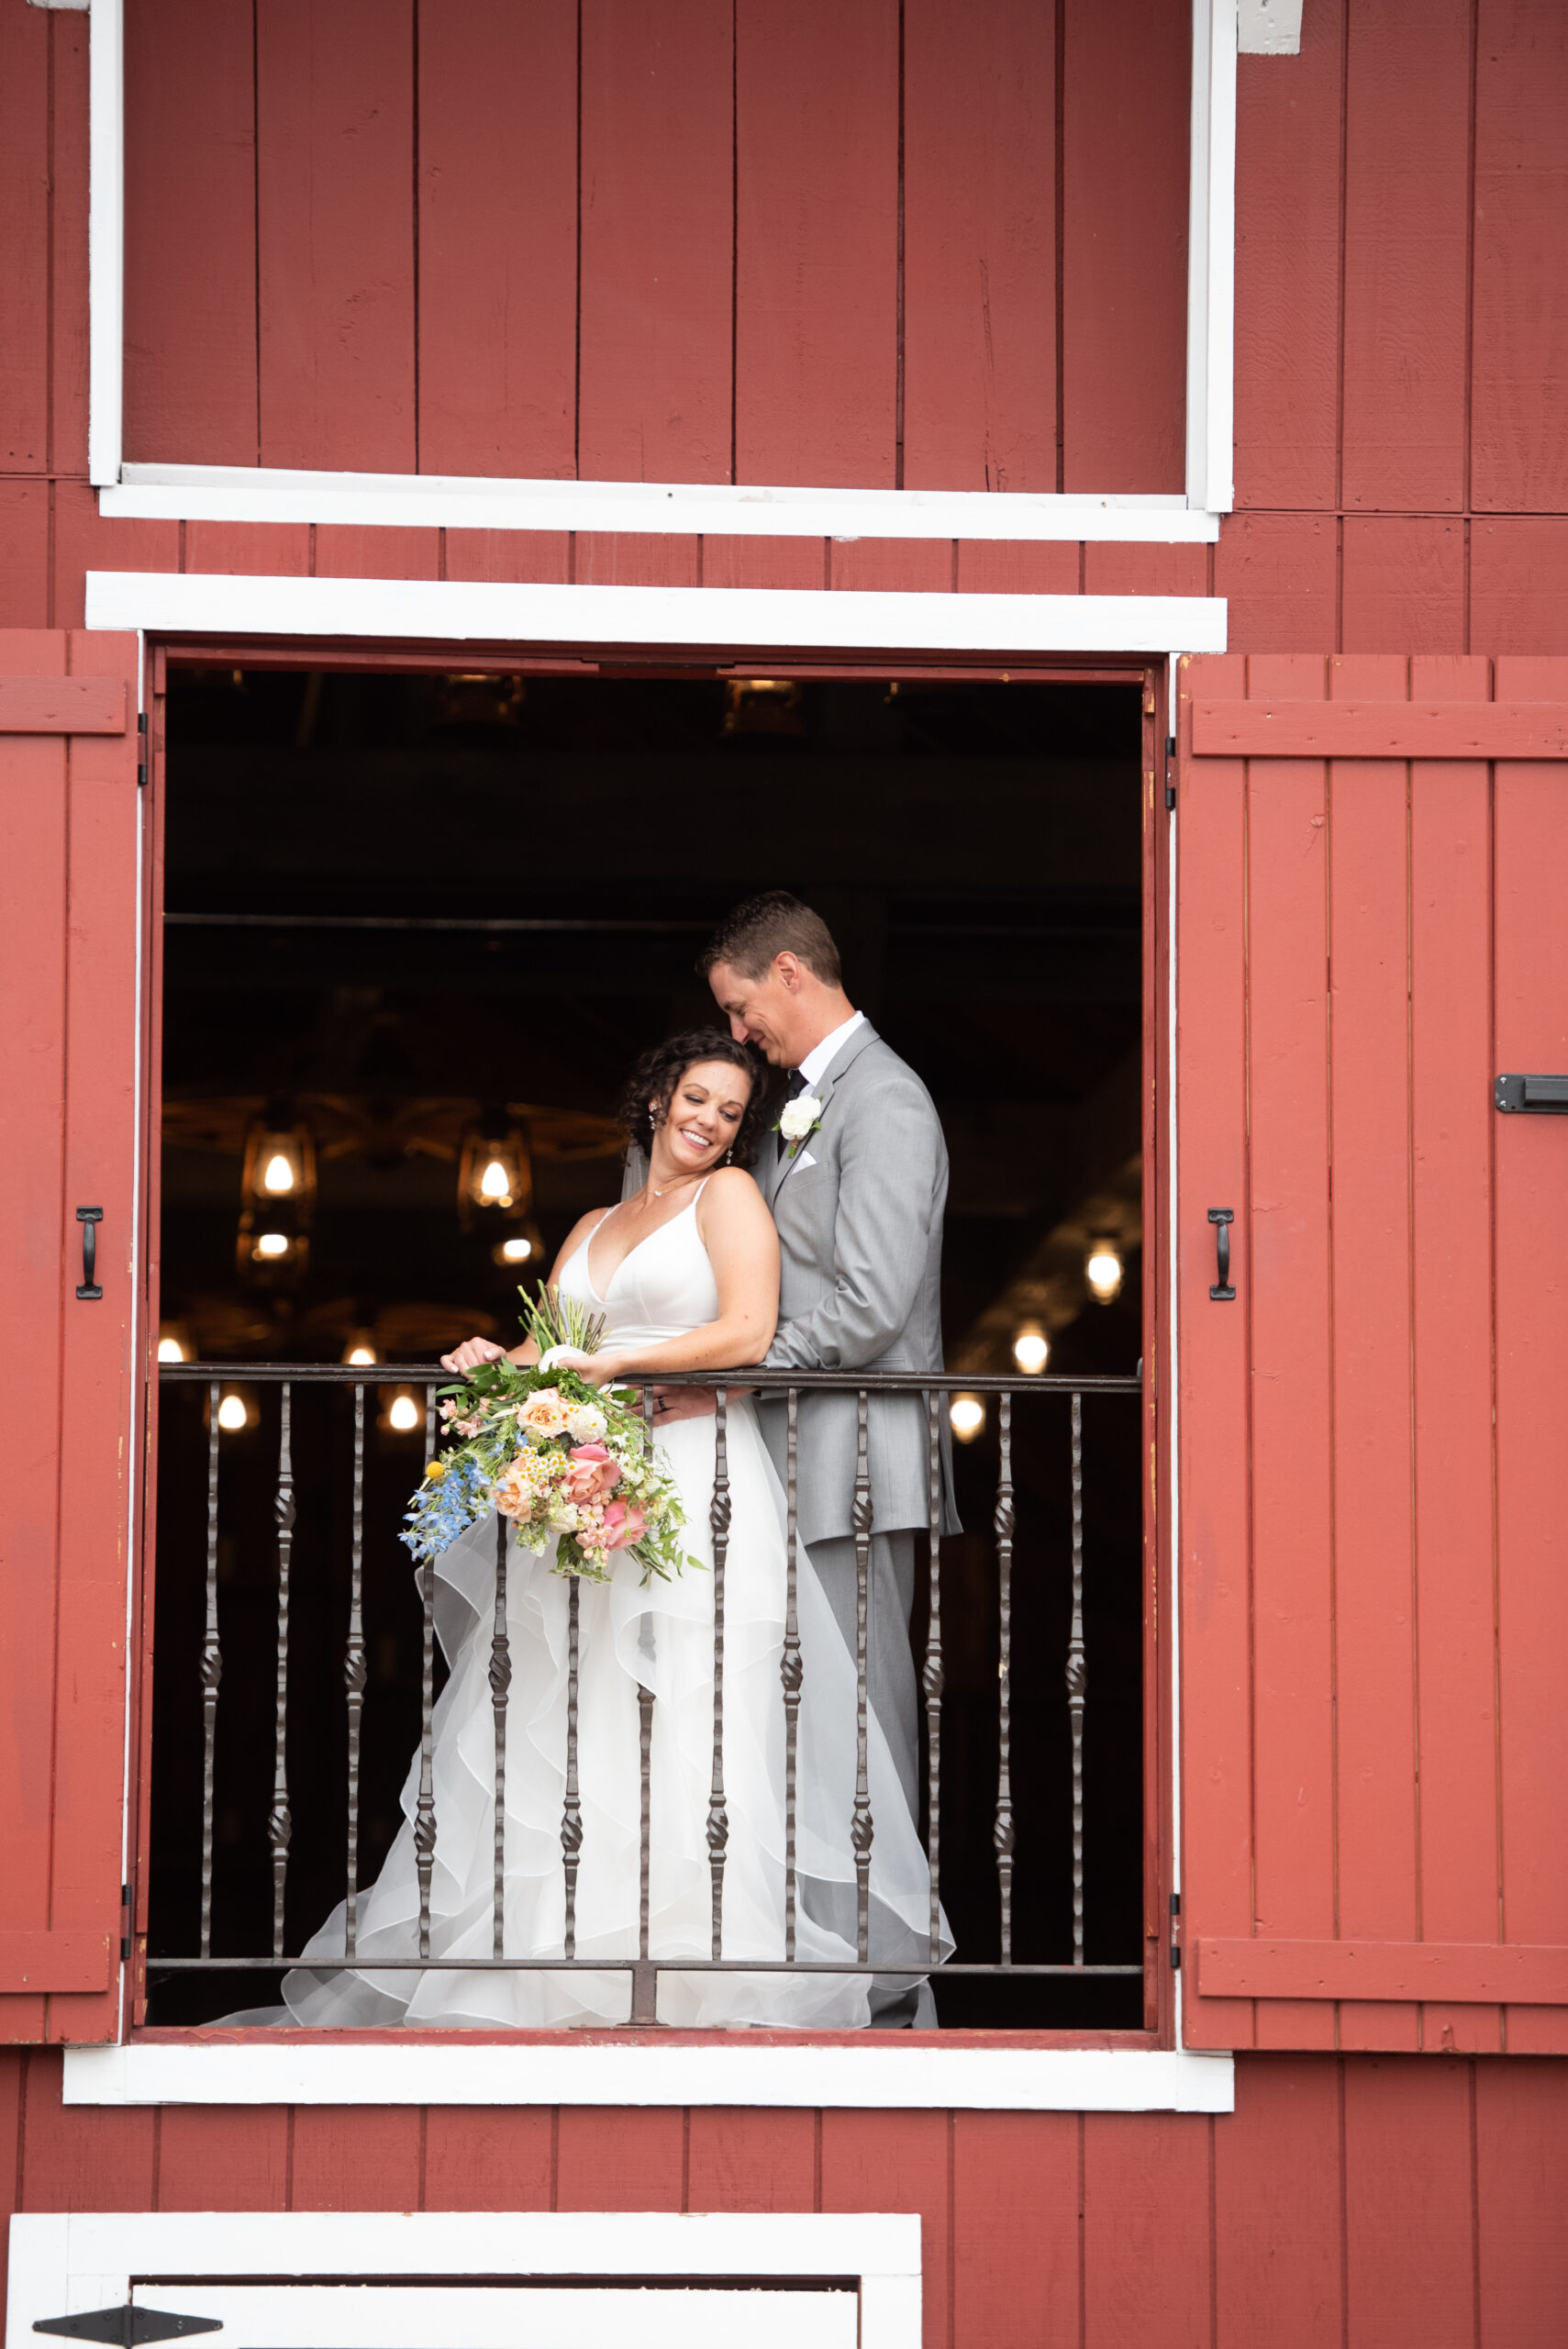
[
  {"left": 500, "top": 1235, "right": 533, "bottom": 1264},
  {"left": 157, "top": 1334, "right": 186, "bottom": 1364},
  {"left": 1012, "top": 1324, "right": 1050, "bottom": 1375},
  {"left": 950, "top": 1394, "right": 985, "bottom": 1443},
  {"left": 217, "top": 1393, "right": 249, "bottom": 1432},
  {"left": 346, "top": 1344, "right": 377, "bottom": 1367},
  {"left": 388, "top": 1393, "right": 421, "bottom": 1433},
  {"left": 1084, "top": 1240, "right": 1124, "bottom": 1305},
  {"left": 478, "top": 1158, "right": 513, "bottom": 1203},
  {"left": 253, "top": 1230, "right": 291, "bottom": 1259},
  {"left": 261, "top": 1152, "right": 296, "bottom": 1195}
]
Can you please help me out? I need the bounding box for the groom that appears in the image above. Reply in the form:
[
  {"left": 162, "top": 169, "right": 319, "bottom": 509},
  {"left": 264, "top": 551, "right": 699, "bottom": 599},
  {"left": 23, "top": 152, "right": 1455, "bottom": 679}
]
[{"left": 701, "top": 892, "right": 960, "bottom": 1831}]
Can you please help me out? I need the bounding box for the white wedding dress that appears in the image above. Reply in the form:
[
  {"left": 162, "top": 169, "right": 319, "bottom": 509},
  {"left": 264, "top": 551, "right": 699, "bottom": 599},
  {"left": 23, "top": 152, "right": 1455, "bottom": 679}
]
[{"left": 278, "top": 1186, "right": 949, "bottom": 2028}]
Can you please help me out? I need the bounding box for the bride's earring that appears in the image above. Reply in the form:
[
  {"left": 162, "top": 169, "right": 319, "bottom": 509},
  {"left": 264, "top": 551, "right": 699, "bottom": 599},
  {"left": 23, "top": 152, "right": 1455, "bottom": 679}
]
[{"left": 722, "top": 1145, "right": 734, "bottom": 1164}]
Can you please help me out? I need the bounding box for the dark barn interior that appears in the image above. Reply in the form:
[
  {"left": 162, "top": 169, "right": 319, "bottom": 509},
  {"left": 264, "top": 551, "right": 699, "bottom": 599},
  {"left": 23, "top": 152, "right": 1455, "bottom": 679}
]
[{"left": 149, "top": 664, "right": 1147, "bottom": 2029}]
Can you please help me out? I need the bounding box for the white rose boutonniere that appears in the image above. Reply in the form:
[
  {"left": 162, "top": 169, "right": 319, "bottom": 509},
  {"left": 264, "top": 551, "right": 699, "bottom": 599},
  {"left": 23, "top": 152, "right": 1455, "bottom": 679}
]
[{"left": 774, "top": 1094, "right": 824, "bottom": 1158}]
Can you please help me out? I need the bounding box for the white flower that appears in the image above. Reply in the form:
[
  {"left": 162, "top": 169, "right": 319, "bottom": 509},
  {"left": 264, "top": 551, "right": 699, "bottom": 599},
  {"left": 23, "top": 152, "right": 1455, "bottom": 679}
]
[
  {"left": 778, "top": 1095, "right": 823, "bottom": 1141},
  {"left": 564, "top": 1400, "right": 607, "bottom": 1443}
]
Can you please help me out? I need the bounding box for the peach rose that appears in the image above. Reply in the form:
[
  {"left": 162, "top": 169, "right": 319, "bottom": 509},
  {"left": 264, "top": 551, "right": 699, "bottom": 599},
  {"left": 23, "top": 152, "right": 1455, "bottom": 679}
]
[
  {"left": 517, "top": 1386, "right": 570, "bottom": 1438},
  {"left": 601, "top": 1499, "right": 647, "bottom": 1552},
  {"left": 561, "top": 1442, "right": 621, "bottom": 1504},
  {"left": 493, "top": 1453, "right": 543, "bottom": 1520}
]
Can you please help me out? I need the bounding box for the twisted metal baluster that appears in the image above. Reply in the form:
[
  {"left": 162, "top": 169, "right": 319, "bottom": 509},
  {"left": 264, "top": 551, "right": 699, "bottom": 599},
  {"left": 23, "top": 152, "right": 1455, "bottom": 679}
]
[
  {"left": 782, "top": 1388, "right": 802, "bottom": 1959},
  {"left": 925, "top": 1389, "right": 945, "bottom": 1965},
  {"left": 199, "top": 1381, "right": 222, "bottom": 1959},
  {"left": 415, "top": 1386, "right": 438, "bottom": 1959},
  {"left": 268, "top": 1381, "right": 295, "bottom": 1959},
  {"left": 851, "top": 1389, "right": 874, "bottom": 1964},
  {"left": 707, "top": 1389, "right": 731, "bottom": 1958},
  {"left": 993, "top": 1390, "right": 1016, "bottom": 1964},
  {"left": 632, "top": 1678, "right": 657, "bottom": 2023},
  {"left": 1067, "top": 1392, "right": 1087, "bottom": 1966},
  {"left": 562, "top": 1575, "right": 582, "bottom": 1956},
  {"left": 491, "top": 1511, "right": 511, "bottom": 1958},
  {"left": 343, "top": 1384, "right": 367, "bottom": 1961}
]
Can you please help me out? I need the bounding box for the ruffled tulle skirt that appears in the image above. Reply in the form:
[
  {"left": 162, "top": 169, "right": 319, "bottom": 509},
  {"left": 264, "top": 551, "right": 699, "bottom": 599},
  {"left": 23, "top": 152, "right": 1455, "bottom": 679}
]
[{"left": 278, "top": 1397, "right": 949, "bottom": 2028}]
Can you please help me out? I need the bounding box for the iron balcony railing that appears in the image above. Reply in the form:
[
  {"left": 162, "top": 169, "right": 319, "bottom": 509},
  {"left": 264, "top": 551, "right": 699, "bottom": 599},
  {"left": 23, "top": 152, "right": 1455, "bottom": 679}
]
[{"left": 152, "top": 1362, "right": 1144, "bottom": 2023}]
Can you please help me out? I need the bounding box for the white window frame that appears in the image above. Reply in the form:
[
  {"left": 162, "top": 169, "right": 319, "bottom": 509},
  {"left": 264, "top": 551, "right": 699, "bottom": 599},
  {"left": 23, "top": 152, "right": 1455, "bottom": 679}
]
[
  {"left": 6, "top": 2213, "right": 918, "bottom": 2349},
  {"left": 85, "top": 0, "right": 1238, "bottom": 539}
]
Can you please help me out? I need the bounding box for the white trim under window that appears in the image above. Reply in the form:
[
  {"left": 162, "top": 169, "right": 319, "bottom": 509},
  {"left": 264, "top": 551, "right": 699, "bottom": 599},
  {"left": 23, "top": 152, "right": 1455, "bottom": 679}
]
[
  {"left": 85, "top": 1, "right": 1239, "bottom": 536},
  {"left": 6, "top": 2213, "right": 918, "bottom": 2349}
]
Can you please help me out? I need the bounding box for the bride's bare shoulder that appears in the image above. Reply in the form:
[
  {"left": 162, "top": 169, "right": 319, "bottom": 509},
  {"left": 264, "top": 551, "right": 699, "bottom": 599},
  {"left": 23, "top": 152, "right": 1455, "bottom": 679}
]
[{"left": 698, "top": 1165, "right": 770, "bottom": 1219}]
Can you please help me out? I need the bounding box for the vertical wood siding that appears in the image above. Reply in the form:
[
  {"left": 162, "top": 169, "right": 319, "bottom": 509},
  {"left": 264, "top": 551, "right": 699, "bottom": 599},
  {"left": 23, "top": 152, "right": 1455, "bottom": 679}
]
[
  {"left": 1176, "top": 651, "right": 1568, "bottom": 2058},
  {"left": 1, "top": 2052, "right": 1564, "bottom": 2345}
]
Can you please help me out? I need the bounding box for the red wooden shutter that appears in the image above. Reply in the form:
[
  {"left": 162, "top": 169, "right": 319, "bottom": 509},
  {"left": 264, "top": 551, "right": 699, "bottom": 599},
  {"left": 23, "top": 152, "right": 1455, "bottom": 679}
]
[
  {"left": 1176, "top": 652, "right": 1568, "bottom": 2055},
  {"left": 0, "top": 629, "right": 142, "bottom": 2043}
]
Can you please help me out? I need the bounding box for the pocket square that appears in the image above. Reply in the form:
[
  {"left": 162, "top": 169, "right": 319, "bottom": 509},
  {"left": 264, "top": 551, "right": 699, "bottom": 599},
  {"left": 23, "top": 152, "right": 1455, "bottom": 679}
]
[{"left": 795, "top": 1149, "right": 817, "bottom": 1169}]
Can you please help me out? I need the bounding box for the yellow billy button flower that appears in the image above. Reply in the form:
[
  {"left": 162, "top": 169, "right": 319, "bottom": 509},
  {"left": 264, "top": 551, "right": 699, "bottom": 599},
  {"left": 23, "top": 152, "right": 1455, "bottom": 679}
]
[{"left": 424, "top": 1458, "right": 447, "bottom": 1481}]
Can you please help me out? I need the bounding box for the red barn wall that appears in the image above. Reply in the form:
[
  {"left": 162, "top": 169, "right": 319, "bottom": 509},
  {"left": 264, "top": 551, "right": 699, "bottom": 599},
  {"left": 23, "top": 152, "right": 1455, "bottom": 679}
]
[{"left": 2, "top": 2051, "right": 1565, "bottom": 2345}]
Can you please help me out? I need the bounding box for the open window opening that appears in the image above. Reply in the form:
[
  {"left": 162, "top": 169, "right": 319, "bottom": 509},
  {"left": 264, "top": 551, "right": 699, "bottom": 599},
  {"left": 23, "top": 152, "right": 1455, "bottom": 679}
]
[{"left": 142, "top": 655, "right": 1158, "bottom": 2033}]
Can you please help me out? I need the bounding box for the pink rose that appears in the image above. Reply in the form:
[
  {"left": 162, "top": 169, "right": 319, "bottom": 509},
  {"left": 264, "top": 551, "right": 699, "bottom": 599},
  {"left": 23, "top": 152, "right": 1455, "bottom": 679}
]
[
  {"left": 561, "top": 1442, "right": 621, "bottom": 1504},
  {"left": 601, "top": 1499, "right": 647, "bottom": 1551}
]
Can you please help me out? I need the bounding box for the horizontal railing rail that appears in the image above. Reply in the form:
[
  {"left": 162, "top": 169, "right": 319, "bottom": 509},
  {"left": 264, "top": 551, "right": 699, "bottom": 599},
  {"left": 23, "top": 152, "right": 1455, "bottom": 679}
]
[{"left": 150, "top": 1361, "right": 1144, "bottom": 2023}]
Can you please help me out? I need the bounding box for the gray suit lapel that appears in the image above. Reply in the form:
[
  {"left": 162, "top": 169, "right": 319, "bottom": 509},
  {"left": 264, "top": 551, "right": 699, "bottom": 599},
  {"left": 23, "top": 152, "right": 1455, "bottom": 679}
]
[{"left": 771, "top": 1021, "right": 880, "bottom": 1202}]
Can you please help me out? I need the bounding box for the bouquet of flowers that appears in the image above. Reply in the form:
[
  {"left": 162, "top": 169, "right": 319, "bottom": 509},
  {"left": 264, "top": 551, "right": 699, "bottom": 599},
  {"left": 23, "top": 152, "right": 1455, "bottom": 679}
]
[{"left": 401, "top": 1284, "right": 695, "bottom": 1586}]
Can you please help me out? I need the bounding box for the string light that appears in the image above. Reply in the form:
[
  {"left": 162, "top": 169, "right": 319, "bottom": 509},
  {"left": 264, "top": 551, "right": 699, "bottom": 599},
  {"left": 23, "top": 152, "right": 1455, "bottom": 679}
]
[
  {"left": 1085, "top": 1238, "right": 1124, "bottom": 1304},
  {"left": 950, "top": 1394, "right": 985, "bottom": 1442},
  {"left": 478, "top": 1158, "right": 513, "bottom": 1203},
  {"left": 344, "top": 1343, "right": 377, "bottom": 1367},
  {"left": 261, "top": 1152, "right": 296, "bottom": 1195},
  {"left": 387, "top": 1392, "right": 422, "bottom": 1433},
  {"left": 217, "top": 1393, "right": 249, "bottom": 1432},
  {"left": 253, "top": 1231, "right": 291, "bottom": 1260},
  {"left": 1012, "top": 1323, "right": 1050, "bottom": 1375},
  {"left": 157, "top": 1333, "right": 187, "bottom": 1364},
  {"left": 499, "top": 1235, "right": 533, "bottom": 1264}
]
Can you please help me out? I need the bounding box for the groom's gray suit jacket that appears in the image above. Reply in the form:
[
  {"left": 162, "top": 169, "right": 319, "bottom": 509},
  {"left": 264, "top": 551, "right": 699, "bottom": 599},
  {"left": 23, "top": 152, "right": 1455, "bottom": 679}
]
[{"left": 621, "top": 1023, "right": 959, "bottom": 1547}]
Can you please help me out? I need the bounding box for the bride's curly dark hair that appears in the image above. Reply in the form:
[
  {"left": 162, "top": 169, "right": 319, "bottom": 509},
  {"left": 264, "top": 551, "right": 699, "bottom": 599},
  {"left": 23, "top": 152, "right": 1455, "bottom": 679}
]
[{"left": 618, "top": 1028, "right": 772, "bottom": 1170}]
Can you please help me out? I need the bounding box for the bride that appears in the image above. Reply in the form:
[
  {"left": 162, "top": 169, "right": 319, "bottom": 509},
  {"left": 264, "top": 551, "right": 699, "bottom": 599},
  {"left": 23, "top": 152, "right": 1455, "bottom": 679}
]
[{"left": 280, "top": 1027, "right": 947, "bottom": 2029}]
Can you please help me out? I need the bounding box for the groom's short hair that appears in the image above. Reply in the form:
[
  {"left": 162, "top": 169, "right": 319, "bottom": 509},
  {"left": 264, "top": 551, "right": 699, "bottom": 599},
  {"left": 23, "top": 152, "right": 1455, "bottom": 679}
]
[{"left": 701, "top": 891, "right": 843, "bottom": 986}]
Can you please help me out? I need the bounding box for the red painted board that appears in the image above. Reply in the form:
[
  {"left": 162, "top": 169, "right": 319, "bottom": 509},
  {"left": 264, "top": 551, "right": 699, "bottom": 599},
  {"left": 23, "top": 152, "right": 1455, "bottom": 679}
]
[
  {"left": 1340, "top": 519, "right": 1464, "bottom": 656},
  {"left": 1243, "top": 651, "right": 1336, "bottom": 2055},
  {"left": 821, "top": 2110, "right": 948, "bottom": 2349},
  {"left": 1407, "top": 655, "right": 1502, "bottom": 2057},
  {"left": 1195, "top": 698, "right": 1568, "bottom": 759},
  {"left": 578, "top": 3, "right": 734, "bottom": 484},
  {"left": 1232, "top": 1, "right": 1345, "bottom": 510},
  {"left": 828, "top": 540, "right": 952, "bottom": 594},
  {"left": 1084, "top": 2112, "right": 1211, "bottom": 2346},
  {"left": 556, "top": 2107, "right": 684, "bottom": 2210},
  {"left": 1084, "top": 544, "right": 1208, "bottom": 600},
  {"left": 573, "top": 534, "right": 700, "bottom": 588},
  {"left": 290, "top": 2108, "right": 423, "bottom": 2210},
  {"left": 1492, "top": 657, "right": 1568, "bottom": 2056},
  {"left": 424, "top": 2108, "right": 554, "bottom": 2208},
  {"left": 1325, "top": 655, "right": 1420, "bottom": 2054},
  {"left": 1472, "top": 0, "right": 1568, "bottom": 511},
  {"left": 156, "top": 2106, "right": 289, "bottom": 2210},
  {"left": 50, "top": 483, "right": 180, "bottom": 633},
  {"left": 1061, "top": 0, "right": 1188, "bottom": 493},
  {"left": 417, "top": 0, "right": 578, "bottom": 479},
  {"left": 0, "top": 679, "right": 127, "bottom": 733},
  {"left": 124, "top": 0, "right": 258, "bottom": 464},
  {"left": 0, "top": 1936, "right": 111, "bottom": 1994},
  {"left": 951, "top": 2113, "right": 1077, "bottom": 2349},
  {"left": 1342, "top": 2057, "right": 1473, "bottom": 2349},
  {"left": 685, "top": 2108, "right": 815, "bottom": 2211},
  {"left": 312, "top": 527, "right": 440, "bottom": 581},
  {"left": 0, "top": 485, "right": 50, "bottom": 630},
  {"left": 1213, "top": 517, "right": 1337, "bottom": 659},
  {"left": 183, "top": 523, "right": 312, "bottom": 578},
  {"left": 955, "top": 541, "right": 1081, "bottom": 596},
  {"left": 1475, "top": 2060, "right": 1568, "bottom": 2341},
  {"left": 1175, "top": 651, "right": 1255, "bottom": 2051},
  {"left": 1214, "top": 2056, "right": 1341, "bottom": 2349},
  {"left": 700, "top": 536, "right": 828, "bottom": 592},
  {"left": 256, "top": 0, "right": 417, "bottom": 472},
  {"left": 1199, "top": 1938, "right": 1568, "bottom": 2003},
  {"left": 902, "top": 0, "right": 1055, "bottom": 492},
  {"left": 735, "top": 0, "right": 899, "bottom": 487},
  {"left": 1340, "top": 0, "right": 1471, "bottom": 512},
  {"left": 0, "top": 1, "right": 50, "bottom": 472},
  {"left": 17, "top": 2052, "right": 156, "bottom": 2210},
  {"left": 49, "top": 14, "right": 90, "bottom": 482},
  {"left": 1469, "top": 518, "right": 1568, "bottom": 658},
  {"left": 443, "top": 531, "right": 573, "bottom": 585}
]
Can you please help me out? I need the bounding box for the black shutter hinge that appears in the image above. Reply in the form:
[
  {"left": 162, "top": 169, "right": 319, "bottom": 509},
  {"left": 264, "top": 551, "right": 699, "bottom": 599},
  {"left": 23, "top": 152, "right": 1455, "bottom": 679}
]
[
  {"left": 1169, "top": 1889, "right": 1182, "bottom": 1971},
  {"left": 1164, "top": 733, "right": 1175, "bottom": 811},
  {"left": 137, "top": 710, "right": 148, "bottom": 787},
  {"left": 36, "top": 2311, "right": 221, "bottom": 2346},
  {"left": 120, "top": 1881, "right": 131, "bottom": 1965}
]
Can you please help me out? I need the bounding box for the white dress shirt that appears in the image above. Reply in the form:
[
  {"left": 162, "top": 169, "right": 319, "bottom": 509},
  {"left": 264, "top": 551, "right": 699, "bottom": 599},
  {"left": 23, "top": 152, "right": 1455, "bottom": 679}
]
[{"left": 795, "top": 1008, "right": 866, "bottom": 1090}]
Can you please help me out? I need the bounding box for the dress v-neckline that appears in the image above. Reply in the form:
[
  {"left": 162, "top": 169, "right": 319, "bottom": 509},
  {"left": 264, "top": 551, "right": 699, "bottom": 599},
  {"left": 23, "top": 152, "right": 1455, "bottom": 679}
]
[{"left": 583, "top": 1188, "right": 703, "bottom": 1300}]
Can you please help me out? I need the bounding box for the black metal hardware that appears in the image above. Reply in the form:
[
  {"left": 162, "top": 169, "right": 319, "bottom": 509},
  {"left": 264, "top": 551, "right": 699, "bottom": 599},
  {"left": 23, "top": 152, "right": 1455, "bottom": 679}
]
[
  {"left": 75, "top": 1206, "right": 103, "bottom": 1298},
  {"left": 119, "top": 1880, "right": 130, "bottom": 1964},
  {"left": 1164, "top": 732, "right": 1176, "bottom": 809},
  {"left": 1207, "top": 1208, "right": 1235, "bottom": 1299},
  {"left": 1496, "top": 1073, "right": 1568, "bottom": 1115},
  {"left": 35, "top": 2309, "right": 221, "bottom": 2346},
  {"left": 137, "top": 709, "right": 148, "bottom": 787},
  {"left": 1169, "top": 1888, "right": 1182, "bottom": 1970}
]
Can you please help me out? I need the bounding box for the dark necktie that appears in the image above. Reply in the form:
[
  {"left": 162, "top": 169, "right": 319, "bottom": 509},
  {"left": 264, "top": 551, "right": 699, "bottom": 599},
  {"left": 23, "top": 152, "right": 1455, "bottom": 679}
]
[{"left": 775, "top": 1067, "right": 809, "bottom": 1160}]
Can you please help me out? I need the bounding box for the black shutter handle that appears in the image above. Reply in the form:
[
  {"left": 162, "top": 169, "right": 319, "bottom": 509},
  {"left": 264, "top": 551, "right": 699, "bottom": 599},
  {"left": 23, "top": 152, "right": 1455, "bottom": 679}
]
[
  {"left": 76, "top": 1205, "right": 103, "bottom": 1299},
  {"left": 1207, "top": 1208, "right": 1235, "bottom": 1300}
]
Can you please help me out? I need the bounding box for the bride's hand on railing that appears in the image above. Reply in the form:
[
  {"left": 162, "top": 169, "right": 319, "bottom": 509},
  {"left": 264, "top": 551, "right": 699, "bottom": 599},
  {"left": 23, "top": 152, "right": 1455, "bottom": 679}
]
[{"left": 439, "top": 1336, "right": 507, "bottom": 1375}]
